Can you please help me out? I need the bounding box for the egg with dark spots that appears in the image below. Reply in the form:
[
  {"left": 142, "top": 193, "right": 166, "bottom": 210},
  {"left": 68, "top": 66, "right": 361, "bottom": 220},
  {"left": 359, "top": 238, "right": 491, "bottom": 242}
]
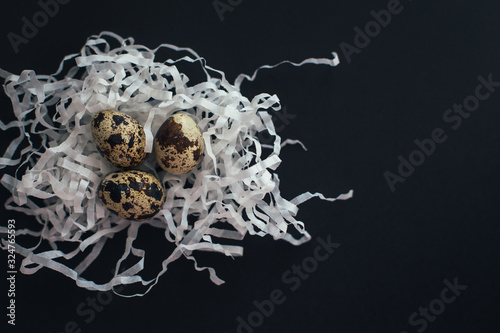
[
  {"left": 98, "top": 170, "right": 166, "bottom": 221},
  {"left": 154, "top": 113, "right": 204, "bottom": 175},
  {"left": 91, "top": 110, "right": 147, "bottom": 168}
]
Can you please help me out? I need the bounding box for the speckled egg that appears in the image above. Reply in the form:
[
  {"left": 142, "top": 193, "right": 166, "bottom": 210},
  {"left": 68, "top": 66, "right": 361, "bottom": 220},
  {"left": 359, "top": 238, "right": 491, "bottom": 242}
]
[
  {"left": 91, "top": 110, "right": 147, "bottom": 168},
  {"left": 98, "top": 170, "right": 166, "bottom": 221},
  {"left": 154, "top": 113, "right": 204, "bottom": 175}
]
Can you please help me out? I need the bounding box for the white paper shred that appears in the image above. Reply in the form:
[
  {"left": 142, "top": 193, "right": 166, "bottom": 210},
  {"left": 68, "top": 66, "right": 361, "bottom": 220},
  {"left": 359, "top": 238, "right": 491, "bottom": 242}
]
[{"left": 0, "top": 31, "right": 353, "bottom": 296}]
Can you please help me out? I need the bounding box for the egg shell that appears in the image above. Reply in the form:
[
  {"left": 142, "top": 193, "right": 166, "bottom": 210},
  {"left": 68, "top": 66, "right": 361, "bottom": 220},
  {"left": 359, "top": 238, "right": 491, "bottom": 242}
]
[
  {"left": 154, "top": 113, "right": 204, "bottom": 175},
  {"left": 98, "top": 170, "right": 166, "bottom": 221},
  {"left": 91, "top": 110, "right": 147, "bottom": 168}
]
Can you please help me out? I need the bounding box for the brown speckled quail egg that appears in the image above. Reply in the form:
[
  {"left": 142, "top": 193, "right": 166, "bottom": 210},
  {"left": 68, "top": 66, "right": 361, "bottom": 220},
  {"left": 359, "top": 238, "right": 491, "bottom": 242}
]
[
  {"left": 91, "top": 110, "right": 147, "bottom": 168},
  {"left": 153, "top": 113, "right": 204, "bottom": 175},
  {"left": 98, "top": 170, "right": 166, "bottom": 221}
]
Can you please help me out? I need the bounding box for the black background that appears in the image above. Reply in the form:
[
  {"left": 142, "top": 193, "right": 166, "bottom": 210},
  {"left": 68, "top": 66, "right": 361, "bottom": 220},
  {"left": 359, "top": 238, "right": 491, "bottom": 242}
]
[{"left": 1, "top": 1, "right": 500, "bottom": 332}]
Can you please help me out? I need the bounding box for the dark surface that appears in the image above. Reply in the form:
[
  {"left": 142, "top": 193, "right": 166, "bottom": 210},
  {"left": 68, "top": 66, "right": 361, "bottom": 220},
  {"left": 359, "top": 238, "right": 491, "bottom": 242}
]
[{"left": 1, "top": 1, "right": 499, "bottom": 333}]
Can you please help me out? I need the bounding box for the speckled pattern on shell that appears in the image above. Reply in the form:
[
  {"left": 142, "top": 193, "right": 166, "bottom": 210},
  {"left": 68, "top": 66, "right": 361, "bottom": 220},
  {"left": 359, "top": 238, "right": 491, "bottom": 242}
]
[
  {"left": 91, "top": 110, "right": 147, "bottom": 168},
  {"left": 98, "top": 170, "right": 166, "bottom": 221},
  {"left": 154, "top": 113, "right": 204, "bottom": 175}
]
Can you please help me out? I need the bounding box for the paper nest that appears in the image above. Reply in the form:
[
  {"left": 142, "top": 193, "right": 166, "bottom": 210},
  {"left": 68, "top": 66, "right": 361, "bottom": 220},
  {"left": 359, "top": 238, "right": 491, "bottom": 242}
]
[{"left": 0, "top": 32, "right": 352, "bottom": 296}]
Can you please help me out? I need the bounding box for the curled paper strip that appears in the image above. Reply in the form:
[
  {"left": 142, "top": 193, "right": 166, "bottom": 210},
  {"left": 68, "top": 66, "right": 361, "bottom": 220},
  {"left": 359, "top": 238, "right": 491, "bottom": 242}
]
[{"left": 0, "top": 32, "right": 352, "bottom": 296}]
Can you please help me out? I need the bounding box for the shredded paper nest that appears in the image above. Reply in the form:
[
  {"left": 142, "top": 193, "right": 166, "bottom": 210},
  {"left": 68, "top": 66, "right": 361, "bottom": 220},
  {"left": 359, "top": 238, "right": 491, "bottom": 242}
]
[{"left": 0, "top": 32, "right": 352, "bottom": 296}]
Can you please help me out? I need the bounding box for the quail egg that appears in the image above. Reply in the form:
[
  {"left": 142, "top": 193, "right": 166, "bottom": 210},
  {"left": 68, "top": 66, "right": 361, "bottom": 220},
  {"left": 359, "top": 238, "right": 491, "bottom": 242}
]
[
  {"left": 98, "top": 170, "right": 166, "bottom": 221},
  {"left": 153, "top": 113, "right": 204, "bottom": 175},
  {"left": 91, "top": 110, "right": 147, "bottom": 168}
]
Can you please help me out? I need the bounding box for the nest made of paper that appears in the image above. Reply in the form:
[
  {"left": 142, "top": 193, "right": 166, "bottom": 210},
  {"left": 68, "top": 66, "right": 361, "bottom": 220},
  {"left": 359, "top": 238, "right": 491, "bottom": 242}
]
[{"left": 0, "top": 32, "right": 352, "bottom": 296}]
